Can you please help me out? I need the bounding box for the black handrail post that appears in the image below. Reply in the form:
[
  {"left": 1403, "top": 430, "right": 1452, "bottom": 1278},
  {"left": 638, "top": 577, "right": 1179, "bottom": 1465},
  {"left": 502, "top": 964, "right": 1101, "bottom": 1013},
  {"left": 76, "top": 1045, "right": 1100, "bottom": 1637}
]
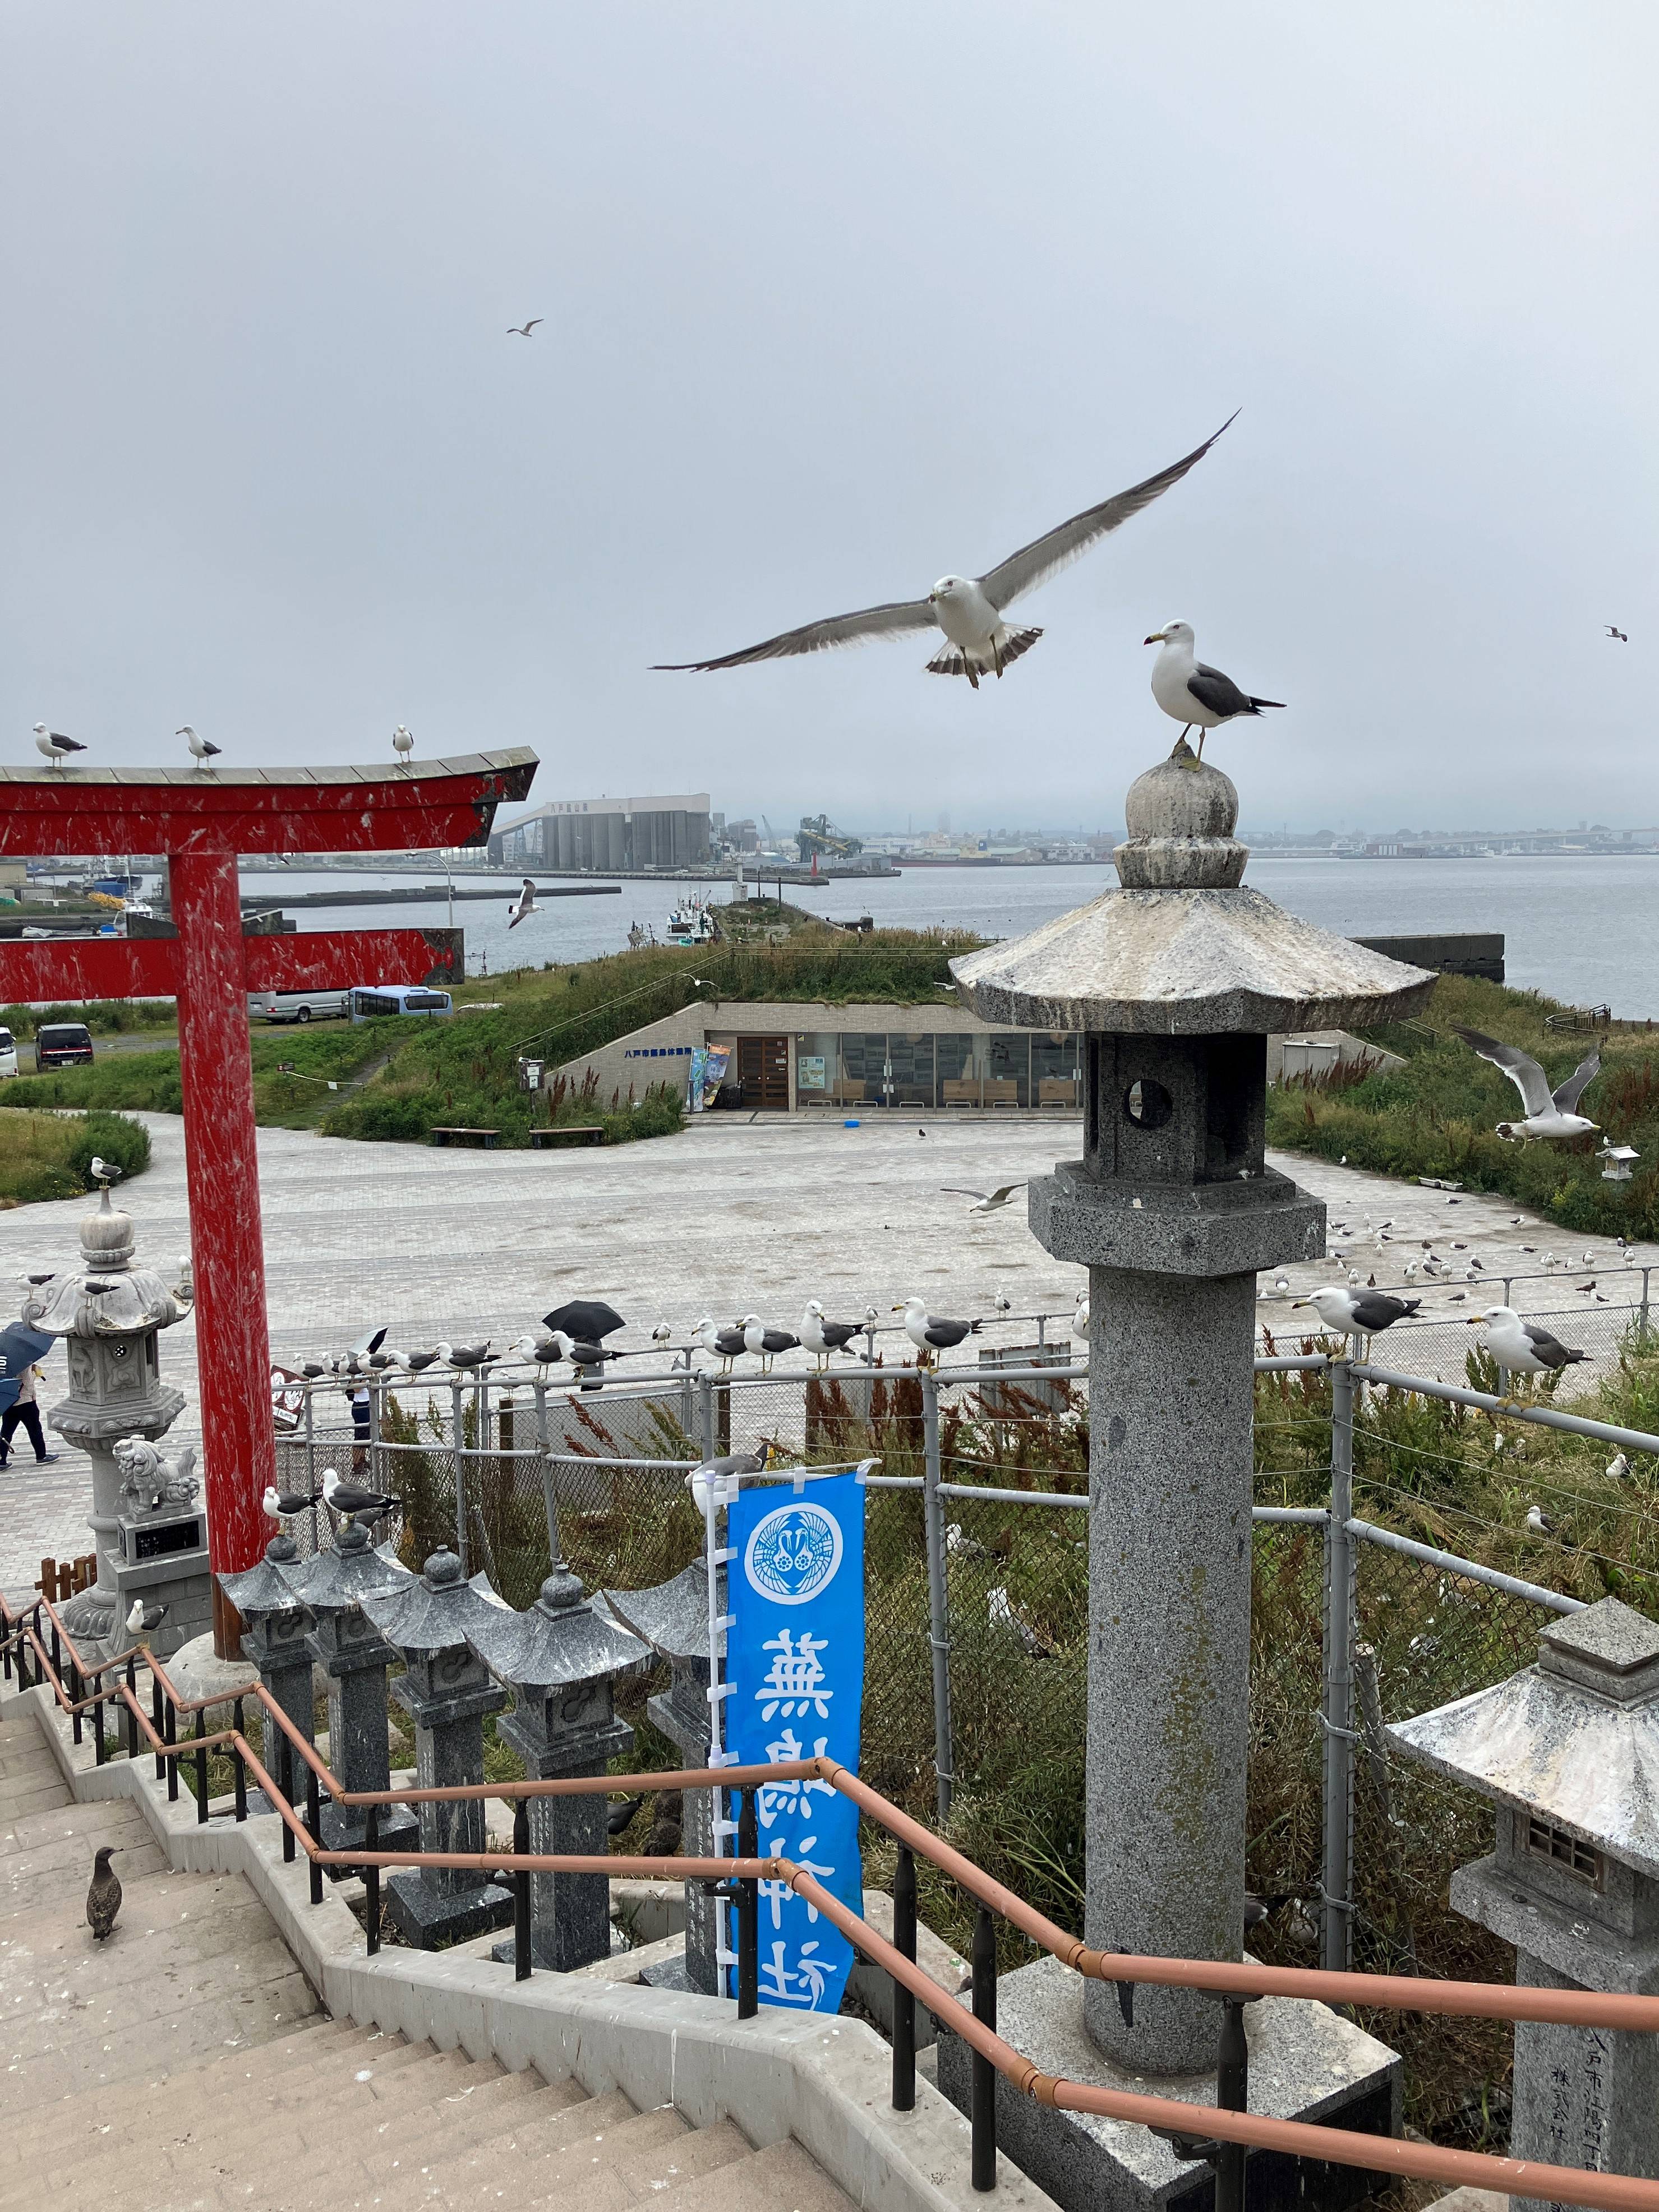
[
  {"left": 970, "top": 1902, "right": 998, "bottom": 2191},
  {"left": 50, "top": 1618, "right": 62, "bottom": 1679},
  {"left": 306, "top": 1765, "right": 324, "bottom": 1905},
  {"left": 1215, "top": 1997, "right": 1249, "bottom": 2212},
  {"left": 513, "top": 1798, "right": 532, "bottom": 1981},
  {"left": 736, "top": 1789, "right": 758, "bottom": 2020},
  {"left": 193, "top": 1707, "right": 209, "bottom": 1823},
  {"left": 280, "top": 1737, "right": 296, "bottom": 1863},
  {"left": 125, "top": 1658, "right": 139, "bottom": 1760},
  {"left": 364, "top": 1805, "right": 381, "bottom": 1955},
  {"left": 16, "top": 1629, "right": 29, "bottom": 1692},
  {"left": 71, "top": 1654, "right": 84, "bottom": 1745},
  {"left": 232, "top": 1698, "right": 248, "bottom": 1822},
  {"left": 891, "top": 1842, "right": 917, "bottom": 2111},
  {"left": 164, "top": 1695, "right": 178, "bottom": 1801},
  {"left": 149, "top": 1676, "right": 163, "bottom": 1773},
  {"left": 93, "top": 1690, "right": 107, "bottom": 1765}
]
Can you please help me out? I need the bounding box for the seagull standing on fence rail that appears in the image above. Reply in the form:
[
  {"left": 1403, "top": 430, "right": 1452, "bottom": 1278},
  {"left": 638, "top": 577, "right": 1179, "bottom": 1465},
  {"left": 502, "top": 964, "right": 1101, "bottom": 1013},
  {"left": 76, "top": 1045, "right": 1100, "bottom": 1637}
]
[
  {"left": 741, "top": 1315, "right": 799, "bottom": 1373},
  {"left": 545, "top": 1328, "right": 624, "bottom": 1391},
  {"left": 1292, "top": 1286, "right": 1421, "bottom": 1345},
  {"left": 895, "top": 1296, "right": 980, "bottom": 1363},
  {"left": 1468, "top": 1306, "right": 1588, "bottom": 1386},
  {"left": 800, "top": 1301, "right": 864, "bottom": 1368}
]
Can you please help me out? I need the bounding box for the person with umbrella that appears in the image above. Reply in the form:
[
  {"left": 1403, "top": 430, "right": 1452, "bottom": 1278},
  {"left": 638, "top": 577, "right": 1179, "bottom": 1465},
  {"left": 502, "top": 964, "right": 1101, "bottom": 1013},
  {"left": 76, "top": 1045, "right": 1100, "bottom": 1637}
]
[{"left": 0, "top": 1316, "right": 58, "bottom": 1468}]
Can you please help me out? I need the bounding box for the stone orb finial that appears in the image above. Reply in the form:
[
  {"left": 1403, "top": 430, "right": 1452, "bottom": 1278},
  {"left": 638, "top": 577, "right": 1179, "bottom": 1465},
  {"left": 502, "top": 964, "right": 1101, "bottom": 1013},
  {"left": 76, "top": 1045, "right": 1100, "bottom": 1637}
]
[
  {"left": 538, "top": 1564, "right": 588, "bottom": 1614},
  {"left": 1114, "top": 750, "right": 1248, "bottom": 889},
  {"left": 424, "top": 1548, "right": 465, "bottom": 1588},
  {"left": 79, "top": 1189, "right": 136, "bottom": 1270}
]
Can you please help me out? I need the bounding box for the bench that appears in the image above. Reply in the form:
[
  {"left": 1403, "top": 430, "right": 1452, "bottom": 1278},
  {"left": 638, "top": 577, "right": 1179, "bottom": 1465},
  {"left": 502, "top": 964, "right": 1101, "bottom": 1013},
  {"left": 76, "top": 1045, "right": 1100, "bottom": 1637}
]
[
  {"left": 529, "top": 1125, "right": 605, "bottom": 1149},
  {"left": 428, "top": 1126, "right": 499, "bottom": 1148}
]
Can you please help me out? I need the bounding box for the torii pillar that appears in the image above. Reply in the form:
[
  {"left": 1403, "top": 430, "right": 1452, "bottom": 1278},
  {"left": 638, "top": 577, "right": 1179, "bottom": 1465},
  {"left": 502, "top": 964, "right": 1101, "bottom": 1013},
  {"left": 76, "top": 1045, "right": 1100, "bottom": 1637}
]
[{"left": 0, "top": 749, "right": 536, "bottom": 1654}]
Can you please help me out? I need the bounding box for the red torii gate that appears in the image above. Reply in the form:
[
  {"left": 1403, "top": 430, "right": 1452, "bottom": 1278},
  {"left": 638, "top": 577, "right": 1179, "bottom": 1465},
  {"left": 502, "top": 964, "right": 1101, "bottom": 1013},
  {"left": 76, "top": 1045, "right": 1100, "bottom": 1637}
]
[{"left": 0, "top": 750, "right": 536, "bottom": 1652}]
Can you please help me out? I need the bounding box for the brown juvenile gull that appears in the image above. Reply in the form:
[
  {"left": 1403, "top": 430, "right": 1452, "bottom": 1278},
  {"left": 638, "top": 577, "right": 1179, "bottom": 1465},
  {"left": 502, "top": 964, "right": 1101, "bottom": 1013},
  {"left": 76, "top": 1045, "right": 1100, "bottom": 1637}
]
[
  {"left": 654, "top": 416, "right": 1237, "bottom": 689},
  {"left": 86, "top": 1846, "right": 122, "bottom": 1941}
]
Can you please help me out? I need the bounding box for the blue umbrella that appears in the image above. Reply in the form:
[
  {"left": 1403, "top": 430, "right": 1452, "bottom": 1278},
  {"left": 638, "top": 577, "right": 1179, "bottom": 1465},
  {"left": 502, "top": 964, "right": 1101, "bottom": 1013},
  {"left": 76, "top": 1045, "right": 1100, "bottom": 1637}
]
[{"left": 0, "top": 1323, "right": 51, "bottom": 1415}]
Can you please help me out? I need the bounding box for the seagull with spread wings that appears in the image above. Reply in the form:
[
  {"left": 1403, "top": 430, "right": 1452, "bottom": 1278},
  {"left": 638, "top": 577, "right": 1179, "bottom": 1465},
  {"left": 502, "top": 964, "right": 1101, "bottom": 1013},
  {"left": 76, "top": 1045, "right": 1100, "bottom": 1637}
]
[
  {"left": 1453, "top": 1027, "right": 1602, "bottom": 1143},
  {"left": 654, "top": 416, "right": 1236, "bottom": 690},
  {"left": 508, "top": 318, "right": 543, "bottom": 337}
]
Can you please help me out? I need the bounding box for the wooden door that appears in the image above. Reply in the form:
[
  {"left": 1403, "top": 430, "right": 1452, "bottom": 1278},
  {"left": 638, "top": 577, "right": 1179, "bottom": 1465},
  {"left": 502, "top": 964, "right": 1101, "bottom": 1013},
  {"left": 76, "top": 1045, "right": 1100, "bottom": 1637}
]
[{"left": 736, "top": 1035, "right": 791, "bottom": 1109}]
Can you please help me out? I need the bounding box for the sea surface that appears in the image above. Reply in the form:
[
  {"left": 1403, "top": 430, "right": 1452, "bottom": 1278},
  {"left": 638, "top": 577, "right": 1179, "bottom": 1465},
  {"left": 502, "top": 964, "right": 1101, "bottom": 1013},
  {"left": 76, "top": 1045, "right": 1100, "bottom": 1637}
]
[{"left": 237, "top": 854, "right": 1659, "bottom": 1018}]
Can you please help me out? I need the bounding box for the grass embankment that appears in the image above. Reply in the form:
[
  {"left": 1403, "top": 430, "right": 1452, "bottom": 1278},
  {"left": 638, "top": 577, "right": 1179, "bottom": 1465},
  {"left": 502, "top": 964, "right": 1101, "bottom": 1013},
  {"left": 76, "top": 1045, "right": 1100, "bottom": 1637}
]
[
  {"left": 0, "top": 1109, "right": 151, "bottom": 1203},
  {"left": 0, "top": 999, "right": 178, "bottom": 1039},
  {"left": 1269, "top": 972, "right": 1659, "bottom": 1237}
]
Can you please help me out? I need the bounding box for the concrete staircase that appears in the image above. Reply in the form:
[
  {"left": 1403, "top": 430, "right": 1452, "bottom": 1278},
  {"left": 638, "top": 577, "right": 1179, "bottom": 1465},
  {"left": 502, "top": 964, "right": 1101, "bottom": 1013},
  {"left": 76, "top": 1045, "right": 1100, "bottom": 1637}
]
[{"left": 0, "top": 1710, "right": 852, "bottom": 2212}]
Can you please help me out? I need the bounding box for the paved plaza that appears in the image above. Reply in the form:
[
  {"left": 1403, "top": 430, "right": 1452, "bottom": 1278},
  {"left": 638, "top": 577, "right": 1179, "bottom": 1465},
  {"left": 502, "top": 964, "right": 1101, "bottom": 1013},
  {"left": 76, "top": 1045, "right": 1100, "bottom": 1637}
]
[{"left": 3, "top": 1110, "right": 1653, "bottom": 1594}]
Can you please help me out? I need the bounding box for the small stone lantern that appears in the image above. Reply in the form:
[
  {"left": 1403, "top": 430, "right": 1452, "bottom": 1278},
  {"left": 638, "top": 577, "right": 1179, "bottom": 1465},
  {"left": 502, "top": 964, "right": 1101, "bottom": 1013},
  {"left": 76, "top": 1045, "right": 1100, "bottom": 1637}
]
[
  {"left": 1390, "top": 1597, "right": 1659, "bottom": 2211},
  {"left": 467, "top": 1563, "right": 648, "bottom": 1971},
  {"left": 25, "top": 1190, "right": 192, "bottom": 1656},
  {"left": 361, "top": 1549, "right": 517, "bottom": 1947},
  {"left": 219, "top": 1533, "right": 318, "bottom": 1813},
  {"left": 600, "top": 1558, "right": 722, "bottom": 1994},
  {"left": 939, "top": 752, "right": 1426, "bottom": 2212},
  {"left": 283, "top": 1521, "right": 419, "bottom": 1857}
]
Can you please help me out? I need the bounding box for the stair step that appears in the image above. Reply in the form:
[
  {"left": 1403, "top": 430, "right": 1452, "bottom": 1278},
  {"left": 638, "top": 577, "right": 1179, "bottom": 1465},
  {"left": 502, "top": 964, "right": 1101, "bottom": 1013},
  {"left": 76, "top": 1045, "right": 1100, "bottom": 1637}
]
[{"left": 635, "top": 2140, "right": 856, "bottom": 2212}]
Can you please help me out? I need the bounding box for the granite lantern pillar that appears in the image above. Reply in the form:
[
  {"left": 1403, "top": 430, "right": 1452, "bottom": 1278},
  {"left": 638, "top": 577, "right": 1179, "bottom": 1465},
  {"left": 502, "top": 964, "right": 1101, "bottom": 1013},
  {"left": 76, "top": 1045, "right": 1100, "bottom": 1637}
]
[
  {"left": 25, "top": 1191, "right": 192, "bottom": 1658},
  {"left": 938, "top": 750, "right": 1427, "bottom": 2212},
  {"left": 600, "top": 1559, "right": 722, "bottom": 1994},
  {"left": 218, "top": 1533, "right": 317, "bottom": 1812},
  {"left": 361, "top": 1548, "right": 515, "bottom": 1947},
  {"left": 286, "top": 1521, "right": 419, "bottom": 1857},
  {"left": 1390, "top": 1597, "right": 1659, "bottom": 2212},
  {"left": 468, "top": 1563, "right": 647, "bottom": 1971}
]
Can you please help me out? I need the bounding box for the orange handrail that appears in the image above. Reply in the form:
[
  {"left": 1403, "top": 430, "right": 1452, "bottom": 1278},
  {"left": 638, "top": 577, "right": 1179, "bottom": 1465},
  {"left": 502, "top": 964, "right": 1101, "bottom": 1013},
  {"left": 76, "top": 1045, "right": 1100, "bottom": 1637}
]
[{"left": 6, "top": 1587, "right": 1658, "bottom": 2212}]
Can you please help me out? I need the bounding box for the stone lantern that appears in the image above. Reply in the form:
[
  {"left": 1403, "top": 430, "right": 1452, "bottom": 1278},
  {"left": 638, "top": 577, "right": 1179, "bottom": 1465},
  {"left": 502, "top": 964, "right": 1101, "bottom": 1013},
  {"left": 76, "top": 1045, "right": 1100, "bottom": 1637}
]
[
  {"left": 283, "top": 1520, "right": 419, "bottom": 1858},
  {"left": 467, "top": 1562, "right": 648, "bottom": 1971},
  {"left": 25, "top": 1190, "right": 192, "bottom": 1657},
  {"left": 218, "top": 1533, "right": 318, "bottom": 1812},
  {"left": 1390, "top": 1597, "right": 1659, "bottom": 2210},
  {"left": 361, "top": 1549, "right": 517, "bottom": 1948},
  {"left": 938, "top": 752, "right": 1428, "bottom": 2211},
  {"left": 600, "top": 1558, "right": 721, "bottom": 1994}
]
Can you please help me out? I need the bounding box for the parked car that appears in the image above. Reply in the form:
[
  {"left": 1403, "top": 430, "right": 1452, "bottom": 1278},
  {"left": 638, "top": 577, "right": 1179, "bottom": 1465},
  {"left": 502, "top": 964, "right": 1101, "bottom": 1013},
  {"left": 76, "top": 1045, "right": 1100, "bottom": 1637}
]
[
  {"left": 34, "top": 1022, "right": 95, "bottom": 1069},
  {"left": 0, "top": 1027, "right": 17, "bottom": 1079},
  {"left": 247, "top": 989, "right": 351, "bottom": 1025}
]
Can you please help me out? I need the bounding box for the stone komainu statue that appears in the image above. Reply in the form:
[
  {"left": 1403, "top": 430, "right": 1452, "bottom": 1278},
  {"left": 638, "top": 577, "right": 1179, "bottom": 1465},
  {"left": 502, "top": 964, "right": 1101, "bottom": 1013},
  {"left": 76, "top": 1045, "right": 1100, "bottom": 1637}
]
[{"left": 114, "top": 1434, "right": 200, "bottom": 1515}]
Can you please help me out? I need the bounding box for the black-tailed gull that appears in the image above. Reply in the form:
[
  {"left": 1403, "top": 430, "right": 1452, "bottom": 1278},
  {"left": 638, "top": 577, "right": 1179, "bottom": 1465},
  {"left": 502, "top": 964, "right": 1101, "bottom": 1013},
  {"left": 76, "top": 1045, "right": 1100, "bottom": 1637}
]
[
  {"left": 1144, "top": 622, "right": 1283, "bottom": 760},
  {"left": 1453, "top": 1028, "right": 1601, "bottom": 1142}
]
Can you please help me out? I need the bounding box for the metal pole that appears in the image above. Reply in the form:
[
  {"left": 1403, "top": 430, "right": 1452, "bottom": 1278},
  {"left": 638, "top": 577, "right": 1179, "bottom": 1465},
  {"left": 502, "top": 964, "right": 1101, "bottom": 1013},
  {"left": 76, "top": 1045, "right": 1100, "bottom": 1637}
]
[
  {"left": 193, "top": 1708, "right": 209, "bottom": 1822},
  {"left": 364, "top": 1804, "right": 380, "bottom": 1954},
  {"left": 892, "top": 1842, "right": 917, "bottom": 2111},
  {"left": 306, "top": 1766, "right": 324, "bottom": 1904},
  {"left": 1321, "top": 1360, "right": 1356, "bottom": 1972},
  {"left": 1643, "top": 1268, "right": 1652, "bottom": 1349},
  {"left": 698, "top": 1372, "right": 715, "bottom": 1462},
  {"left": 736, "top": 1789, "right": 758, "bottom": 2020},
  {"left": 970, "top": 1902, "right": 998, "bottom": 2191},
  {"left": 280, "top": 1735, "right": 296, "bottom": 1862},
  {"left": 513, "top": 1798, "right": 532, "bottom": 1980},
  {"left": 1215, "top": 1995, "right": 1250, "bottom": 2212},
  {"left": 921, "top": 1370, "right": 955, "bottom": 1823},
  {"left": 451, "top": 1379, "right": 469, "bottom": 1573},
  {"left": 125, "top": 1657, "right": 139, "bottom": 1760}
]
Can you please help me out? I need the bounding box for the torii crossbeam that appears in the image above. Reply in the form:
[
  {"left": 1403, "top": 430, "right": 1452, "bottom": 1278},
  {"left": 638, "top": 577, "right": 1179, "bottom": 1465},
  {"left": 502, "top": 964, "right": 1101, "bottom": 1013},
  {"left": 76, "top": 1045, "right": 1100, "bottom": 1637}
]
[{"left": 0, "top": 749, "right": 536, "bottom": 1653}]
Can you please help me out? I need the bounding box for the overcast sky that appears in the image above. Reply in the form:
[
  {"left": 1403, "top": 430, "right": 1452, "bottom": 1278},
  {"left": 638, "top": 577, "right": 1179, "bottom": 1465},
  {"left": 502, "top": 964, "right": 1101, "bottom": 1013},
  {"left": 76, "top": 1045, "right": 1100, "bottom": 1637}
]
[{"left": 3, "top": 3, "right": 1655, "bottom": 836}]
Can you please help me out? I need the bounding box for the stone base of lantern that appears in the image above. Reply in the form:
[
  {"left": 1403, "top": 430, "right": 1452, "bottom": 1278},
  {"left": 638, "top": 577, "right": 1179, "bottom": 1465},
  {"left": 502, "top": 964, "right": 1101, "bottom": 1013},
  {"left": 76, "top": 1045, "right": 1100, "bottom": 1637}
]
[
  {"left": 385, "top": 1868, "right": 515, "bottom": 1949},
  {"left": 317, "top": 1798, "right": 421, "bottom": 1860},
  {"left": 934, "top": 1954, "right": 1400, "bottom": 2212}
]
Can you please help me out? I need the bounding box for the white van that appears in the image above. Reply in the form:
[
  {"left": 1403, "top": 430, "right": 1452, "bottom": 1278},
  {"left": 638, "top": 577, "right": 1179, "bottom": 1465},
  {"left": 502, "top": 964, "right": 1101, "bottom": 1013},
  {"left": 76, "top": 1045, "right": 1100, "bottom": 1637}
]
[
  {"left": 247, "top": 989, "right": 352, "bottom": 1025},
  {"left": 0, "top": 1027, "right": 16, "bottom": 1079}
]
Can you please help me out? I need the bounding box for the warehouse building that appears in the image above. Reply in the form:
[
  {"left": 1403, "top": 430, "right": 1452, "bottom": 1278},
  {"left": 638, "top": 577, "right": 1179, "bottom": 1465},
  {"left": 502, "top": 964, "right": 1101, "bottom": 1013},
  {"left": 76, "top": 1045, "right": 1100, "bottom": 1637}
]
[{"left": 491, "top": 793, "right": 712, "bottom": 872}]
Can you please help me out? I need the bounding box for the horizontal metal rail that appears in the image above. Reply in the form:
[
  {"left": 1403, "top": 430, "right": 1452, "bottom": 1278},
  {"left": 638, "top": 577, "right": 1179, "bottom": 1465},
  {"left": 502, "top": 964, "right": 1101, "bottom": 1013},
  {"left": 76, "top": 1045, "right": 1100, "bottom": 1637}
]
[
  {"left": 1252, "top": 1506, "right": 1330, "bottom": 1527},
  {"left": 937, "top": 1480, "right": 1086, "bottom": 1508},
  {"left": 1351, "top": 1361, "right": 1659, "bottom": 1456},
  {"left": 1347, "top": 1517, "right": 1586, "bottom": 1614}
]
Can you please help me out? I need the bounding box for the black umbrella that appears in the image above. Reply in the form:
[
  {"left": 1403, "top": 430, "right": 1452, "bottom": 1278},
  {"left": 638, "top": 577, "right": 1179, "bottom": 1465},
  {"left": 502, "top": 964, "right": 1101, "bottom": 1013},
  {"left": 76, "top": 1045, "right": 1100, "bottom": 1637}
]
[
  {"left": 0, "top": 1323, "right": 53, "bottom": 1382},
  {"left": 541, "top": 1300, "right": 625, "bottom": 1342}
]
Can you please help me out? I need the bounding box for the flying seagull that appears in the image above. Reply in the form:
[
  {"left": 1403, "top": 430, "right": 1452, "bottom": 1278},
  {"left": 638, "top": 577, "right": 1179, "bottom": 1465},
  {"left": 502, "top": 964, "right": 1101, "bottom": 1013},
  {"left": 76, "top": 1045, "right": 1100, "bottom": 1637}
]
[
  {"left": 508, "top": 879, "right": 538, "bottom": 929},
  {"left": 1145, "top": 622, "right": 1284, "bottom": 761},
  {"left": 86, "top": 1846, "right": 122, "bottom": 1942},
  {"left": 178, "top": 724, "right": 221, "bottom": 766},
  {"left": 1468, "top": 1306, "right": 1589, "bottom": 1377},
  {"left": 33, "top": 723, "right": 86, "bottom": 766},
  {"left": 895, "top": 1296, "right": 980, "bottom": 1360},
  {"left": 1606, "top": 626, "right": 1629, "bottom": 642},
  {"left": 508, "top": 318, "right": 544, "bottom": 337},
  {"left": 392, "top": 723, "right": 414, "bottom": 764},
  {"left": 1452, "top": 1028, "right": 1601, "bottom": 1142},
  {"left": 653, "top": 417, "right": 1237, "bottom": 690},
  {"left": 1292, "top": 1286, "right": 1421, "bottom": 1342},
  {"left": 942, "top": 1182, "right": 1027, "bottom": 1215}
]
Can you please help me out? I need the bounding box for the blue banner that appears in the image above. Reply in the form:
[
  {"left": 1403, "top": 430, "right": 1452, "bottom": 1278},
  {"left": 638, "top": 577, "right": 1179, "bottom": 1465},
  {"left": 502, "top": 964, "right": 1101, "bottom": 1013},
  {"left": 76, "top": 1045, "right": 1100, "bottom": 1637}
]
[{"left": 725, "top": 1473, "right": 865, "bottom": 2012}]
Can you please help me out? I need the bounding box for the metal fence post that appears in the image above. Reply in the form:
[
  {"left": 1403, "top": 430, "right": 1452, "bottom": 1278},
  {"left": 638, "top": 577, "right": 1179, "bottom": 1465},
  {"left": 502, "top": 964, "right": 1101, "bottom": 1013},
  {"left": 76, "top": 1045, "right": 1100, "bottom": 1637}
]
[
  {"left": 1321, "top": 1359, "right": 1356, "bottom": 1972},
  {"left": 921, "top": 1369, "right": 955, "bottom": 1823},
  {"left": 1643, "top": 1268, "right": 1652, "bottom": 1348},
  {"left": 451, "top": 1379, "right": 469, "bottom": 1574},
  {"left": 698, "top": 1372, "right": 715, "bottom": 1462}
]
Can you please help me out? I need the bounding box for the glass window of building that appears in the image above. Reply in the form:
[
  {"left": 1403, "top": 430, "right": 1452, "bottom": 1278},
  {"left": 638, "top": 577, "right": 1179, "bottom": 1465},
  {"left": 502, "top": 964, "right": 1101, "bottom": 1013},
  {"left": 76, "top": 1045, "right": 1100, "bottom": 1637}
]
[
  {"left": 985, "top": 1033, "right": 1031, "bottom": 1107},
  {"left": 795, "top": 1032, "right": 838, "bottom": 1104},
  {"left": 886, "top": 1032, "right": 936, "bottom": 1108},
  {"left": 1033, "top": 1031, "right": 1082, "bottom": 1107},
  {"left": 836, "top": 1033, "right": 890, "bottom": 1106}
]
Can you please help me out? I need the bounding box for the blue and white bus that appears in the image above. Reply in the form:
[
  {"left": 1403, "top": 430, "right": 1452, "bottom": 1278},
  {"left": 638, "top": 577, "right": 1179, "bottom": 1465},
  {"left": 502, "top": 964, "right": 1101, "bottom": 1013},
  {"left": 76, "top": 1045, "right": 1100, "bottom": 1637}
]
[{"left": 350, "top": 984, "right": 453, "bottom": 1022}]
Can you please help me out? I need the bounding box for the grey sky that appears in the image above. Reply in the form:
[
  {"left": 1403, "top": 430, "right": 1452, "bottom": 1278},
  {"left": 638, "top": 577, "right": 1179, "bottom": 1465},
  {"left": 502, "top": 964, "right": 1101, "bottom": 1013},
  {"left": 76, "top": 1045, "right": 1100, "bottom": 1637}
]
[{"left": 3, "top": 3, "right": 1654, "bottom": 834}]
